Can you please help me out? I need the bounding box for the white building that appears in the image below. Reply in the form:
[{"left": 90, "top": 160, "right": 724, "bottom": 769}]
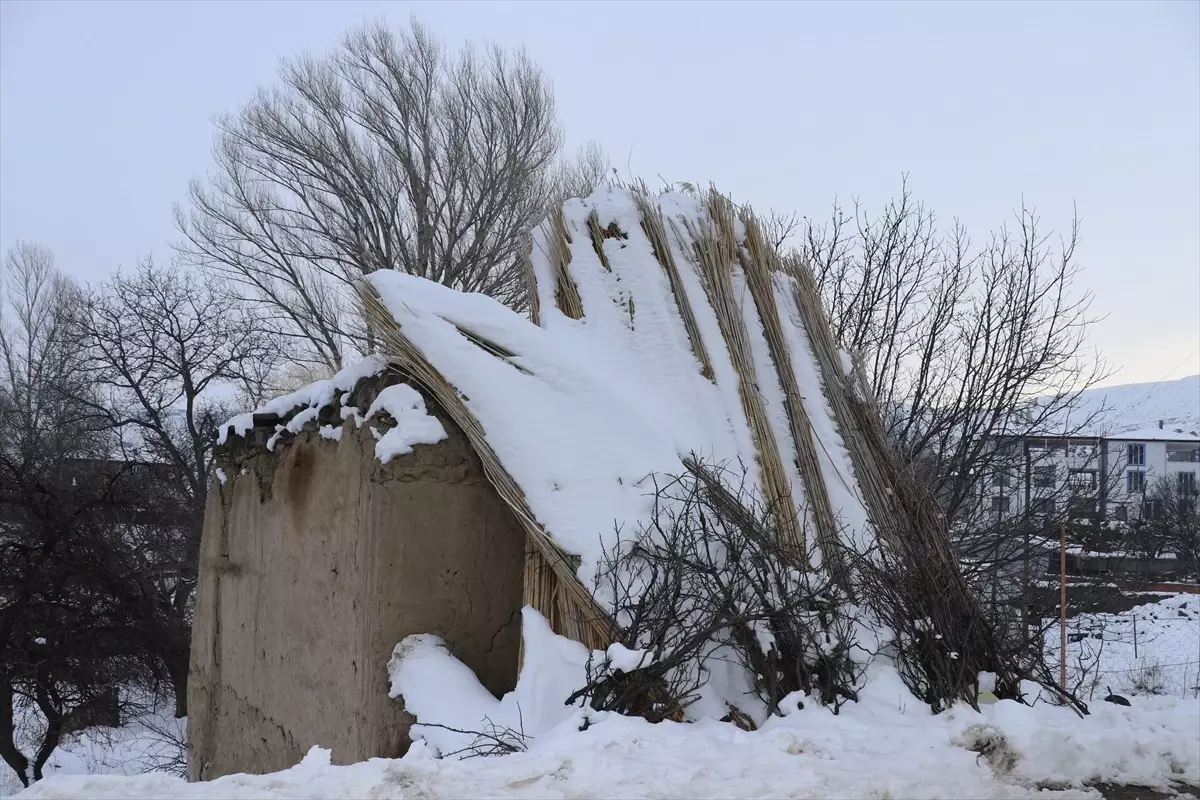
[{"left": 983, "top": 422, "right": 1200, "bottom": 525}]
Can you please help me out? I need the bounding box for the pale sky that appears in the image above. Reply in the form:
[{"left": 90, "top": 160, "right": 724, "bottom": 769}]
[{"left": 1, "top": 0, "right": 1197, "bottom": 387}]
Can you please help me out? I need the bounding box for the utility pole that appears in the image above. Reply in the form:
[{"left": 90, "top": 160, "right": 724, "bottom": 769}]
[{"left": 1060, "top": 522, "right": 1068, "bottom": 687}]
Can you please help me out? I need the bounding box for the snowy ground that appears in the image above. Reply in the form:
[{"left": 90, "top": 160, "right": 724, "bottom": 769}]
[
  {"left": 1053, "top": 593, "right": 1200, "bottom": 701},
  {"left": 1, "top": 707, "right": 184, "bottom": 797},
  {"left": 9, "top": 597, "right": 1200, "bottom": 799},
  {"left": 13, "top": 667, "right": 1199, "bottom": 800}
]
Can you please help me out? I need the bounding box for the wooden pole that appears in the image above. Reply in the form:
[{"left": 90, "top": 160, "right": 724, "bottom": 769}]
[{"left": 1059, "top": 522, "right": 1068, "bottom": 687}]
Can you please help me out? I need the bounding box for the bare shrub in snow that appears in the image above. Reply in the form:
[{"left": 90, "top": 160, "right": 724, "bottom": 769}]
[
  {"left": 1128, "top": 661, "right": 1168, "bottom": 697},
  {"left": 843, "top": 529, "right": 1087, "bottom": 715},
  {"left": 576, "top": 458, "right": 866, "bottom": 722},
  {"left": 414, "top": 716, "right": 528, "bottom": 760},
  {"left": 576, "top": 455, "right": 1089, "bottom": 724}
]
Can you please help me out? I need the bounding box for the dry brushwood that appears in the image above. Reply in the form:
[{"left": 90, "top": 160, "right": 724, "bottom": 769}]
[
  {"left": 573, "top": 458, "right": 866, "bottom": 722},
  {"left": 414, "top": 713, "right": 529, "bottom": 760},
  {"left": 576, "top": 456, "right": 1087, "bottom": 724},
  {"left": 839, "top": 535, "right": 1088, "bottom": 715}
]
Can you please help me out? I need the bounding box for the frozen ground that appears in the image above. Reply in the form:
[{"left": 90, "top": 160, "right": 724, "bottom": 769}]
[{"left": 9, "top": 597, "right": 1200, "bottom": 800}]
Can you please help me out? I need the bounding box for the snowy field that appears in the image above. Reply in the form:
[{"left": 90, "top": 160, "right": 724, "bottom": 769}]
[
  {"left": 1054, "top": 593, "right": 1200, "bottom": 701},
  {"left": 7, "top": 595, "right": 1200, "bottom": 800}
]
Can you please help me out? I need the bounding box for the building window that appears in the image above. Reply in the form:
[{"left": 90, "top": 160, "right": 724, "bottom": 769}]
[
  {"left": 1166, "top": 443, "right": 1200, "bottom": 463},
  {"left": 994, "top": 472, "right": 1010, "bottom": 488},
  {"left": 991, "top": 496, "right": 1010, "bottom": 516},
  {"left": 1142, "top": 499, "right": 1163, "bottom": 521},
  {"left": 1033, "top": 465, "right": 1056, "bottom": 488},
  {"left": 1127, "top": 470, "right": 1146, "bottom": 493},
  {"left": 1069, "top": 498, "right": 1098, "bottom": 518},
  {"left": 1069, "top": 469, "right": 1098, "bottom": 493},
  {"left": 1114, "top": 504, "right": 1128, "bottom": 522},
  {"left": 1068, "top": 440, "right": 1099, "bottom": 459},
  {"left": 1030, "top": 497, "right": 1055, "bottom": 517},
  {"left": 1127, "top": 443, "right": 1146, "bottom": 467},
  {"left": 1179, "top": 471, "right": 1198, "bottom": 495},
  {"left": 1029, "top": 438, "right": 1069, "bottom": 455}
]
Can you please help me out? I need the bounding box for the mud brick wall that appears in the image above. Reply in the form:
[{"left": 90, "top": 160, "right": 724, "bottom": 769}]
[{"left": 188, "top": 379, "right": 524, "bottom": 780}]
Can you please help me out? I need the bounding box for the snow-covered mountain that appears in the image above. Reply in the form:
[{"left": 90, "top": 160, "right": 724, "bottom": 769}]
[{"left": 1071, "top": 374, "right": 1200, "bottom": 437}]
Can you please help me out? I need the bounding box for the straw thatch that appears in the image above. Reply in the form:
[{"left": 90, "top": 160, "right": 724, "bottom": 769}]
[
  {"left": 634, "top": 193, "right": 715, "bottom": 382},
  {"left": 359, "top": 185, "right": 964, "bottom": 651},
  {"left": 358, "top": 285, "right": 613, "bottom": 653},
  {"left": 682, "top": 193, "right": 802, "bottom": 554},
  {"left": 540, "top": 205, "right": 583, "bottom": 321}
]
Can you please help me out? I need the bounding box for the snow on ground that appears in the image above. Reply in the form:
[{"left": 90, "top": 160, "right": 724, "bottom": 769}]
[
  {"left": 16, "top": 669, "right": 1197, "bottom": 800},
  {"left": 1, "top": 705, "right": 184, "bottom": 797},
  {"left": 15, "top": 601, "right": 1200, "bottom": 800},
  {"left": 1052, "top": 593, "right": 1200, "bottom": 700}
]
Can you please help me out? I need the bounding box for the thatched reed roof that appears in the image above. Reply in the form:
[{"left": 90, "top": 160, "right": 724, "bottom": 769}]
[{"left": 355, "top": 186, "right": 937, "bottom": 648}]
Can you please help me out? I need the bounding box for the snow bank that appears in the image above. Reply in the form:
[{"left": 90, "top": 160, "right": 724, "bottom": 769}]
[
  {"left": 21, "top": 665, "right": 1197, "bottom": 799},
  {"left": 1, "top": 704, "right": 185, "bottom": 797},
  {"left": 387, "top": 608, "right": 591, "bottom": 757}
]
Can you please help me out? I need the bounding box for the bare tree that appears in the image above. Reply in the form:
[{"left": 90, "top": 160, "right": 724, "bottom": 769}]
[
  {"left": 798, "top": 178, "right": 1109, "bottom": 524},
  {"left": 548, "top": 141, "right": 611, "bottom": 204},
  {"left": 1, "top": 248, "right": 277, "bottom": 787},
  {"left": 1129, "top": 475, "right": 1200, "bottom": 573},
  {"left": 177, "top": 18, "right": 564, "bottom": 370},
  {"left": 66, "top": 259, "right": 280, "bottom": 713},
  {"left": 0, "top": 243, "right": 140, "bottom": 787},
  {"left": 0, "top": 244, "right": 96, "bottom": 462}
]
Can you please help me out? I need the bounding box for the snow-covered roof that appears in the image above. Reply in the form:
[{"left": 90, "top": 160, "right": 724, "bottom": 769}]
[
  {"left": 1104, "top": 425, "right": 1200, "bottom": 443},
  {"left": 357, "top": 187, "right": 878, "bottom": 596}
]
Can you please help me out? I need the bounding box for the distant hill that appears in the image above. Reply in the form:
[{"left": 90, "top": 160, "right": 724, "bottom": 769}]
[{"left": 1069, "top": 374, "right": 1200, "bottom": 437}]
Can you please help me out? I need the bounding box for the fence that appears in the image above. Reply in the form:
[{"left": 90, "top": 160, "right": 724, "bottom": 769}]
[{"left": 1050, "top": 594, "right": 1200, "bottom": 700}]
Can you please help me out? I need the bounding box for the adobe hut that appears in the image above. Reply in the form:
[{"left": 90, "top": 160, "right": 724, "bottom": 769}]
[
  {"left": 187, "top": 366, "right": 527, "bottom": 779},
  {"left": 188, "top": 186, "right": 969, "bottom": 780}
]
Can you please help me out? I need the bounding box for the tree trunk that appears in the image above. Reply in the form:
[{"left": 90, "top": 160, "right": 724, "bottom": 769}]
[
  {"left": 0, "top": 681, "right": 31, "bottom": 788},
  {"left": 31, "top": 683, "right": 64, "bottom": 783},
  {"left": 166, "top": 646, "right": 190, "bottom": 718}
]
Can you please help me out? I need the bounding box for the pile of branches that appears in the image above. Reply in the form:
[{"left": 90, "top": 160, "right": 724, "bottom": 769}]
[
  {"left": 842, "top": 535, "right": 1085, "bottom": 714},
  {"left": 573, "top": 458, "right": 1087, "bottom": 725},
  {"left": 573, "top": 459, "right": 867, "bottom": 722}
]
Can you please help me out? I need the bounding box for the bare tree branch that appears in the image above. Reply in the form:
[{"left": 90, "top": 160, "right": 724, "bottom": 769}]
[{"left": 176, "top": 18, "right": 565, "bottom": 370}]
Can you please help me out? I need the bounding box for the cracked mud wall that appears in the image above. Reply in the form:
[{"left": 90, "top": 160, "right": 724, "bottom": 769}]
[{"left": 188, "top": 387, "right": 525, "bottom": 780}]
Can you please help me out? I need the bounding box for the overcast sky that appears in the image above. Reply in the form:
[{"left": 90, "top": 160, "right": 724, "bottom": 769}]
[{"left": 1, "top": 0, "right": 1197, "bottom": 388}]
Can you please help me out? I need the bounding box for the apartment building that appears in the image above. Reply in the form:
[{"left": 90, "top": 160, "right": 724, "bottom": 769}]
[{"left": 983, "top": 422, "right": 1200, "bottom": 525}]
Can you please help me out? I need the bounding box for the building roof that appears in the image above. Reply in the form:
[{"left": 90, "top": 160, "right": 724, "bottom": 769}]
[{"left": 1105, "top": 425, "right": 1200, "bottom": 443}]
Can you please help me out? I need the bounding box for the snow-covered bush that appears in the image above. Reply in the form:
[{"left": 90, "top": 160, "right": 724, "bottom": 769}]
[
  {"left": 576, "top": 459, "right": 869, "bottom": 724},
  {"left": 578, "top": 458, "right": 1088, "bottom": 725}
]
